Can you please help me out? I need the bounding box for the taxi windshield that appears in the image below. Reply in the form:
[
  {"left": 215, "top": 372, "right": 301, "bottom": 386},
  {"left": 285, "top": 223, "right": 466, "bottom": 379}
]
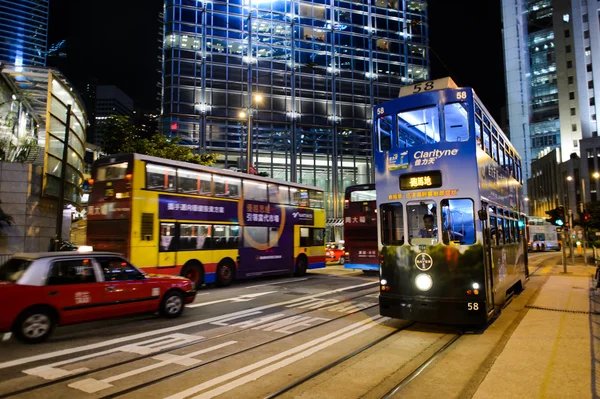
[{"left": 0, "top": 258, "right": 32, "bottom": 283}]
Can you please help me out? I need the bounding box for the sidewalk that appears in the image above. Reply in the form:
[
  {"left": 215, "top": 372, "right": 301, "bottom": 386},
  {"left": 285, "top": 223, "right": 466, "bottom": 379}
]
[{"left": 473, "top": 252, "right": 598, "bottom": 399}]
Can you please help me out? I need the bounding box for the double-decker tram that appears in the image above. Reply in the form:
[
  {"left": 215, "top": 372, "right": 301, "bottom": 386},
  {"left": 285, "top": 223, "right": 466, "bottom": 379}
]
[
  {"left": 527, "top": 216, "right": 561, "bottom": 252},
  {"left": 374, "top": 77, "right": 529, "bottom": 325},
  {"left": 343, "top": 184, "right": 379, "bottom": 272},
  {"left": 86, "top": 153, "right": 326, "bottom": 288}
]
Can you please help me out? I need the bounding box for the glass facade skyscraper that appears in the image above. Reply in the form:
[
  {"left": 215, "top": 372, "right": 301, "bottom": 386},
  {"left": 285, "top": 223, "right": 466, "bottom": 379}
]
[
  {"left": 0, "top": 0, "right": 49, "bottom": 67},
  {"left": 162, "top": 0, "right": 429, "bottom": 218}
]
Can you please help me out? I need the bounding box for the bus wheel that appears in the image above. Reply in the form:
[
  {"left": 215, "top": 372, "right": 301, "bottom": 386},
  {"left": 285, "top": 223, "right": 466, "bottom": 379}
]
[
  {"left": 294, "top": 255, "right": 308, "bottom": 277},
  {"left": 181, "top": 262, "right": 204, "bottom": 288},
  {"left": 217, "top": 259, "right": 235, "bottom": 287}
]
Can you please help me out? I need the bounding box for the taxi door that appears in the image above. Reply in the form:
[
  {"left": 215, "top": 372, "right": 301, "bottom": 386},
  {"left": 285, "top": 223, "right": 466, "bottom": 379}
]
[
  {"left": 96, "top": 256, "right": 160, "bottom": 316},
  {"left": 44, "top": 257, "right": 106, "bottom": 325}
]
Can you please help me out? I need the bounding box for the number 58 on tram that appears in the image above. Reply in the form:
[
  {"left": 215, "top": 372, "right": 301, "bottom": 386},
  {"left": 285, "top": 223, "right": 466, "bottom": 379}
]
[{"left": 374, "top": 77, "right": 529, "bottom": 325}]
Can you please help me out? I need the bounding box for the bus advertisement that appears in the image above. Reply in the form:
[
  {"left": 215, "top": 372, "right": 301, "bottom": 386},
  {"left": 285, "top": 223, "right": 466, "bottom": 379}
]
[
  {"left": 374, "top": 77, "right": 528, "bottom": 325},
  {"left": 343, "top": 184, "right": 379, "bottom": 272},
  {"left": 86, "top": 153, "right": 326, "bottom": 287}
]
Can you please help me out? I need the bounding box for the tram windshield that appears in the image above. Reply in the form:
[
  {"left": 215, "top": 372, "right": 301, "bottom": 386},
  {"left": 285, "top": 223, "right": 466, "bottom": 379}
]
[{"left": 408, "top": 201, "right": 438, "bottom": 245}]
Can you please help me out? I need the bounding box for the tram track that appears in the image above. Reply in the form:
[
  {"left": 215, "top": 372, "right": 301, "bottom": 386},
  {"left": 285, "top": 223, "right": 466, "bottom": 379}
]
[{"left": 0, "top": 286, "right": 379, "bottom": 399}]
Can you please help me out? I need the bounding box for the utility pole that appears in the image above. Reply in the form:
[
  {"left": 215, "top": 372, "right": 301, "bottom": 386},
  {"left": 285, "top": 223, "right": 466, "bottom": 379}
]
[
  {"left": 569, "top": 209, "right": 575, "bottom": 266},
  {"left": 581, "top": 178, "right": 588, "bottom": 266},
  {"left": 55, "top": 104, "right": 72, "bottom": 251}
]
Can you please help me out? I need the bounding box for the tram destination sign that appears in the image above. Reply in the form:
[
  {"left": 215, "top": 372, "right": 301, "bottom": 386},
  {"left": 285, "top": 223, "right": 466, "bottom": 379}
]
[{"left": 399, "top": 171, "right": 442, "bottom": 191}]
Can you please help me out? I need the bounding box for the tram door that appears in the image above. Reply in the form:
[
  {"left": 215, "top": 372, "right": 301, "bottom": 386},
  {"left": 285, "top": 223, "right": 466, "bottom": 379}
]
[{"left": 480, "top": 202, "right": 495, "bottom": 313}]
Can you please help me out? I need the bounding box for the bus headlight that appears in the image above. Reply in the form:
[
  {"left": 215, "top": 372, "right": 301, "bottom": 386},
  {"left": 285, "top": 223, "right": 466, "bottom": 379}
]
[{"left": 415, "top": 274, "right": 433, "bottom": 291}]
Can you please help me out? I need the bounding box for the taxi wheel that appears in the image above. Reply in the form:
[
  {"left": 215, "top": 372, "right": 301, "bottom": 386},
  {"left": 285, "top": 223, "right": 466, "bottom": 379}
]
[
  {"left": 294, "top": 255, "right": 308, "bottom": 277},
  {"left": 216, "top": 260, "right": 235, "bottom": 287},
  {"left": 339, "top": 257, "right": 345, "bottom": 265},
  {"left": 160, "top": 291, "right": 184, "bottom": 319},
  {"left": 14, "top": 307, "right": 56, "bottom": 344}
]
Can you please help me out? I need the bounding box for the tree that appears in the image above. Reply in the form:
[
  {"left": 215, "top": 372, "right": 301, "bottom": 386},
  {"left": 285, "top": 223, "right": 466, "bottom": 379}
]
[
  {"left": 0, "top": 200, "right": 13, "bottom": 230},
  {"left": 97, "top": 116, "right": 217, "bottom": 166}
]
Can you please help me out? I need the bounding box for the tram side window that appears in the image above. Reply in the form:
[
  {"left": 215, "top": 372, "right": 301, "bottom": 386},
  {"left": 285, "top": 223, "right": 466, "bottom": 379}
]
[
  {"left": 444, "top": 102, "right": 470, "bottom": 142},
  {"left": 489, "top": 215, "right": 498, "bottom": 246},
  {"left": 440, "top": 199, "right": 475, "bottom": 245},
  {"left": 160, "top": 222, "right": 177, "bottom": 252},
  {"left": 491, "top": 137, "right": 499, "bottom": 162},
  {"left": 380, "top": 203, "right": 404, "bottom": 245},
  {"left": 475, "top": 117, "right": 482, "bottom": 149},
  {"left": 398, "top": 106, "right": 440, "bottom": 147},
  {"left": 378, "top": 114, "right": 393, "bottom": 151},
  {"left": 483, "top": 127, "right": 491, "bottom": 155},
  {"left": 502, "top": 217, "right": 512, "bottom": 244},
  {"left": 408, "top": 200, "right": 438, "bottom": 245},
  {"left": 147, "top": 164, "right": 176, "bottom": 192}
]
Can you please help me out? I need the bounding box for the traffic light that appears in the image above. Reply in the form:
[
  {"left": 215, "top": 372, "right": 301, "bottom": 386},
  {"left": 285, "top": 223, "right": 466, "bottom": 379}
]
[{"left": 546, "top": 206, "right": 565, "bottom": 226}]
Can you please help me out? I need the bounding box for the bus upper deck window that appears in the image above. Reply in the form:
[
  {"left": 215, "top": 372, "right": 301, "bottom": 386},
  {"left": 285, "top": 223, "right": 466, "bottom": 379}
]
[
  {"left": 214, "top": 176, "right": 241, "bottom": 198},
  {"left": 378, "top": 115, "right": 393, "bottom": 151},
  {"left": 398, "top": 106, "right": 440, "bottom": 147},
  {"left": 97, "top": 162, "right": 128, "bottom": 181},
  {"left": 243, "top": 180, "right": 268, "bottom": 202},
  {"left": 146, "top": 164, "right": 176, "bottom": 192},
  {"left": 292, "top": 189, "right": 309, "bottom": 207},
  {"left": 444, "top": 102, "right": 470, "bottom": 142},
  {"left": 309, "top": 190, "right": 324, "bottom": 208},
  {"left": 269, "top": 184, "right": 290, "bottom": 204}
]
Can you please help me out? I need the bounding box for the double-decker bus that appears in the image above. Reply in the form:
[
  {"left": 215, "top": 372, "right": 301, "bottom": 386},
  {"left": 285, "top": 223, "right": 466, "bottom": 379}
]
[
  {"left": 86, "top": 153, "right": 326, "bottom": 287},
  {"left": 374, "top": 77, "right": 528, "bottom": 325},
  {"left": 343, "top": 184, "right": 379, "bottom": 272},
  {"left": 527, "top": 216, "right": 561, "bottom": 251}
]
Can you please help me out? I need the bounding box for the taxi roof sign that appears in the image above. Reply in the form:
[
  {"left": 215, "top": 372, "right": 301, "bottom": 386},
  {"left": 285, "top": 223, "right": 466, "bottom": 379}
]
[{"left": 399, "top": 77, "right": 459, "bottom": 98}]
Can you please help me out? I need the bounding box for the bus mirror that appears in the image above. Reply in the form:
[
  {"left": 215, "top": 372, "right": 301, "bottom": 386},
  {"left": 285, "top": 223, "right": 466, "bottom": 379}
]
[{"left": 478, "top": 209, "right": 487, "bottom": 221}]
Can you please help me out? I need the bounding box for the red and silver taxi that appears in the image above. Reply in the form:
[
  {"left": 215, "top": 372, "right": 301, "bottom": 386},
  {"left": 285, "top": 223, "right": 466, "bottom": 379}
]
[
  {"left": 326, "top": 243, "right": 348, "bottom": 265},
  {"left": 0, "top": 251, "right": 196, "bottom": 343}
]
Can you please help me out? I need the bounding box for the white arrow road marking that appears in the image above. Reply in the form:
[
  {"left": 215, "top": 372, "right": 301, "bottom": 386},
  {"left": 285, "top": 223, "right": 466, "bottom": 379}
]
[
  {"left": 24, "top": 334, "right": 203, "bottom": 380},
  {"left": 0, "top": 280, "right": 376, "bottom": 371},
  {"left": 187, "top": 291, "right": 277, "bottom": 308},
  {"left": 165, "top": 316, "right": 387, "bottom": 399},
  {"left": 68, "top": 341, "right": 237, "bottom": 394}
]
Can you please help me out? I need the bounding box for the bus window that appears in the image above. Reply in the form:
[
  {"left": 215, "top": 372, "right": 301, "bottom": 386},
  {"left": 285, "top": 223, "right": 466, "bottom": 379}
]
[
  {"left": 441, "top": 199, "right": 475, "bottom": 245},
  {"left": 292, "top": 189, "right": 309, "bottom": 207},
  {"left": 177, "top": 169, "right": 212, "bottom": 195},
  {"left": 214, "top": 175, "right": 241, "bottom": 198},
  {"left": 243, "top": 180, "right": 268, "bottom": 202},
  {"left": 147, "top": 164, "right": 176, "bottom": 191},
  {"left": 96, "top": 162, "right": 128, "bottom": 181},
  {"left": 350, "top": 189, "right": 376, "bottom": 202},
  {"left": 180, "top": 223, "right": 211, "bottom": 250},
  {"left": 380, "top": 203, "right": 404, "bottom": 246},
  {"left": 378, "top": 114, "right": 393, "bottom": 151},
  {"left": 444, "top": 102, "right": 469, "bottom": 142},
  {"left": 268, "top": 184, "right": 289, "bottom": 204},
  {"left": 309, "top": 190, "right": 324, "bottom": 208},
  {"left": 160, "top": 223, "right": 177, "bottom": 252},
  {"left": 300, "top": 227, "right": 325, "bottom": 247},
  {"left": 398, "top": 106, "right": 440, "bottom": 146},
  {"left": 213, "top": 225, "right": 241, "bottom": 249},
  {"left": 407, "top": 201, "right": 437, "bottom": 245}
]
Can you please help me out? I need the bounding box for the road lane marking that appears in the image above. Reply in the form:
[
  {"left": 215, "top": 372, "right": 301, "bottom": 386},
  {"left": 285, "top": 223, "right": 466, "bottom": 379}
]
[
  {"left": 187, "top": 292, "right": 277, "bottom": 308},
  {"left": 245, "top": 278, "right": 309, "bottom": 288},
  {"left": 1, "top": 280, "right": 377, "bottom": 371},
  {"left": 165, "top": 316, "right": 386, "bottom": 399},
  {"left": 24, "top": 334, "right": 203, "bottom": 380},
  {"left": 68, "top": 341, "right": 237, "bottom": 394}
]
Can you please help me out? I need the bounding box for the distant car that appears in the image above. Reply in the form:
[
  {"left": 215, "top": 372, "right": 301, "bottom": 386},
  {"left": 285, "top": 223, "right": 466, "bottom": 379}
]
[
  {"left": 0, "top": 251, "right": 196, "bottom": 344},
  {"left": 326, "top": 243, "right": 348, "bottom": 265}
]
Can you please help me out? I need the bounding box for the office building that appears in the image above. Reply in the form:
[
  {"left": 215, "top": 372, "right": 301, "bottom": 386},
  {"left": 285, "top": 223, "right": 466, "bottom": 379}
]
[
  {"left": 162, "top": 0, "right": 429, "bottom": 219},
  {"left": 0, "top": 0, "right": 49, "bottom": 67}
]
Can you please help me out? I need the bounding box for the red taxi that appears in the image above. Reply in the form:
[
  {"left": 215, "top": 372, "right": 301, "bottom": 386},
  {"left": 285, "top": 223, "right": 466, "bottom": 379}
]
[
  {"left": 0, "top": 252, "right": 196, "bottom": 343},
  {"left": 326, "top": 243, "right": 348, "bottom": 265}
]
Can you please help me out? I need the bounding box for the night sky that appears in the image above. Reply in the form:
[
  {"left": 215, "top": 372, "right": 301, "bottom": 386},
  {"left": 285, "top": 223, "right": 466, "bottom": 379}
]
[{"left": 48, "top": 0, "right": 506, "bottom": 121}]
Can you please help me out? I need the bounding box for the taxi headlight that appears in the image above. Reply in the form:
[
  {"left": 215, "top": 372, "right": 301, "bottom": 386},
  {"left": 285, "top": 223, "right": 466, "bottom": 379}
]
[{"left": 415, "top": 273, "right": 433, "bottom": 291}]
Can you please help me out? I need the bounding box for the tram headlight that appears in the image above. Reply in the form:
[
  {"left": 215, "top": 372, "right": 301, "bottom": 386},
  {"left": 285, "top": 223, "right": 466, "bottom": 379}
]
[
  {"left": 415, "top": 273, "right": 433, "bottom": 291},
  {"left": 472, "top": 283, "right": 480, "bottom": 289},
  {"left": 381, "top": 279, "right": 388, "bottom": 286}
]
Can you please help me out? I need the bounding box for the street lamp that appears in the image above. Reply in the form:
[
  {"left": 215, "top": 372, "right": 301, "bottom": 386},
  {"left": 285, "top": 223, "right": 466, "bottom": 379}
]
[{"left": 241, "top": 93, "right": 263, "bottom": 173}]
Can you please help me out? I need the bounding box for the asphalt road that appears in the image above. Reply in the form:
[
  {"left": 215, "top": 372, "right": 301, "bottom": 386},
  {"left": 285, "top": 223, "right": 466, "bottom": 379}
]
[{"left": 0, "top": 252, "right": 555, "bottom": 399}]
